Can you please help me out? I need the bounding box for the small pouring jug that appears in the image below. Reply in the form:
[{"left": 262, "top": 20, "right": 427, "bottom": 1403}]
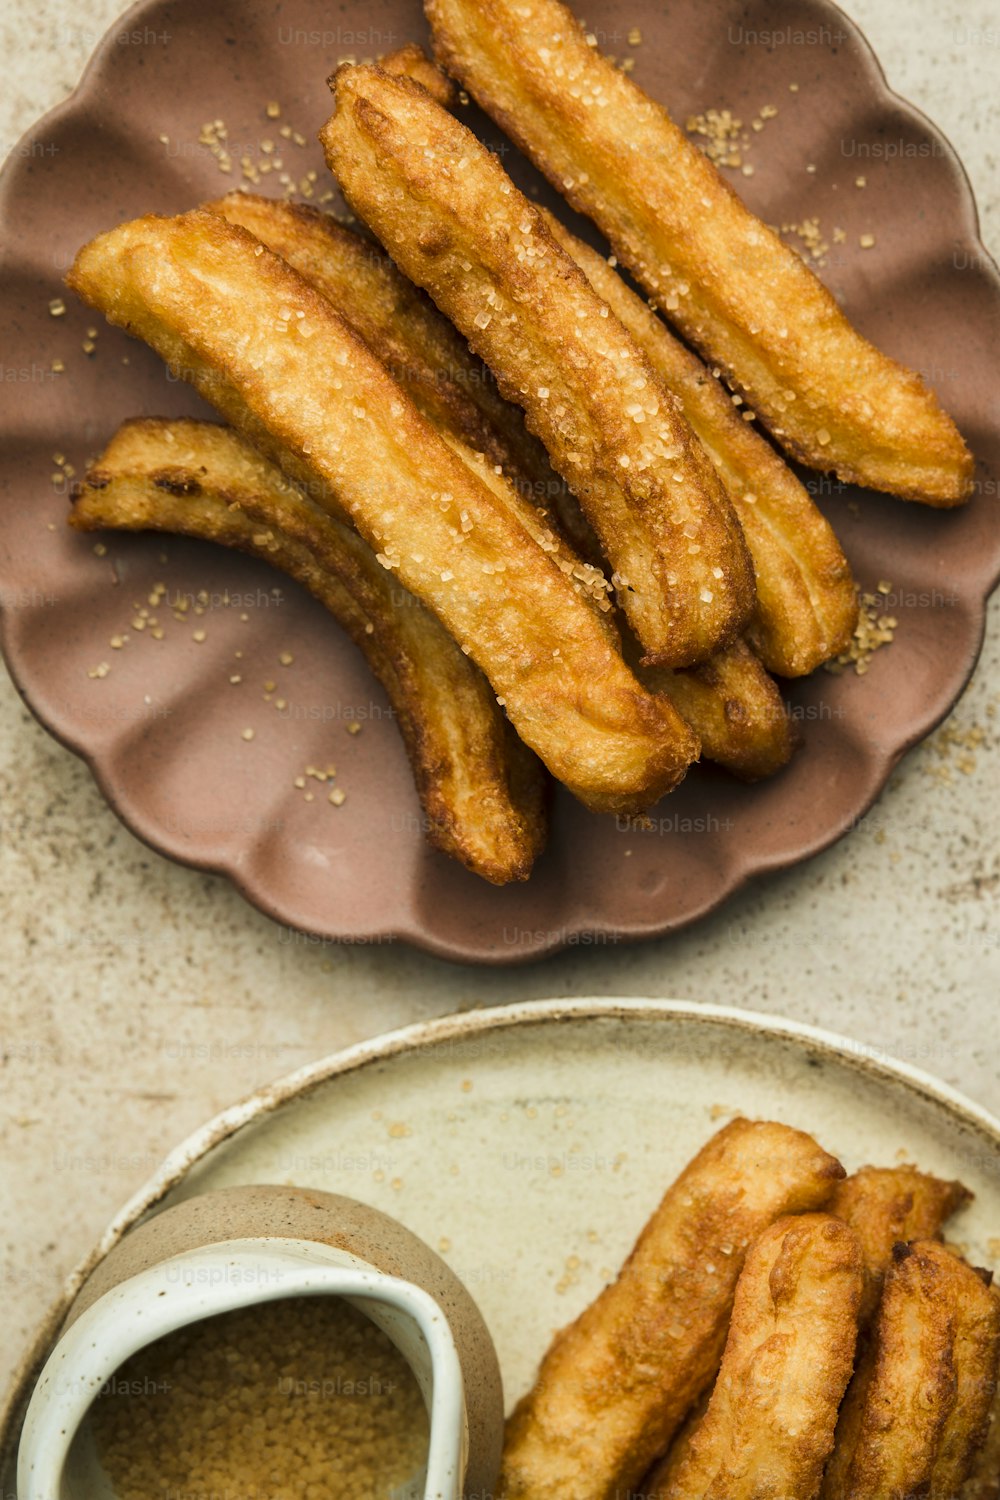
[{"left": 17, "top": 1185, "right": 504, "bottom": 1500}]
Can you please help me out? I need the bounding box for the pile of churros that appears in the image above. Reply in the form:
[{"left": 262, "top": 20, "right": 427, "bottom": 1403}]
[
  {"left": 66, "top": 0, "right": 974, "bottom": 884},
  {"left": 500, "top": 1118, "right": 999, "bottom": 1500}
]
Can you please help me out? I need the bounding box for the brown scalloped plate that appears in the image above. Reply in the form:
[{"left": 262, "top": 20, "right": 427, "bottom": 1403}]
[{"left": 0, "top": 0, "right": 998, "bottom": 963}]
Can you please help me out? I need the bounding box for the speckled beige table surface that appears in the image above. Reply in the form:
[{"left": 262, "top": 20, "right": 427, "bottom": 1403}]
[{"left": 1, "top": 0, "right": 998, "bottom": 1405}]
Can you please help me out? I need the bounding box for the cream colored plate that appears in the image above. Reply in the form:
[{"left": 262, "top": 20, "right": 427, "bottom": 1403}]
[{"left": 2, "top": 999, "right": 999, "bottom": 1480}]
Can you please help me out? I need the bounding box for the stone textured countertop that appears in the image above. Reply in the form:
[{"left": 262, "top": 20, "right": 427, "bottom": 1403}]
[{"left": 1, "top": 0, "right": 998, "bottom": 1404}]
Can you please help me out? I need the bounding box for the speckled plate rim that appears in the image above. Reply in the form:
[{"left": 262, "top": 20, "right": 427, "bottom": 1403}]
[
  {"left": 0, "top": 0, "right": 999, "bottom": 964},
  {"left": 1, "top": 994, "right": 998, "bottom": 1476}
]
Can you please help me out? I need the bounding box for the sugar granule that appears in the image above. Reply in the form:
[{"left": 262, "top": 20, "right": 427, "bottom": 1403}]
[{"left": 91, "top": 1296, "right": 428, "bottom": 1500}]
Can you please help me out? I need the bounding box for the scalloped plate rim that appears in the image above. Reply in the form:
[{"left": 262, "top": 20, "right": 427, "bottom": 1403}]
[{"left": 0, "top": 0, "right": 998, "bottom": 964}]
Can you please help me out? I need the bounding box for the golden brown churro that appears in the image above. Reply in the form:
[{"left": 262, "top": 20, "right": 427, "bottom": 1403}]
[
  {"left": 648, "top": 1214, "right": 863, "bottom": 1500},
  {"left": 69, "top": 419, "right": 547, "bottom": 884},
  {"left": 215, "top": 194, "right": 792, "bottom": 776},
  {"left": 67, "top": 210, "right": 699, "bottom": 814},
  {"left": 372, "top": 52, "right": 850, "bottom": 678},
  {"left": 321, "top": 64, "right": 756, "bottom": 668},
  {"left": 819, "top": 1241, "right": 1000, "bottom": 1500},
  {"left": 640, "top": 638, "right": 796, "bottom": 782},
  {"left": 426, "top": 0, "right": 975, "bottom": 504},
  {"left": 498, "top": 1118, "right": 845, "bottom": 1500},
  {"left": 542, "top": 212, "right": 858, "bottom": 676},
  {"left": 830, "top": 1164, "right": 973, "bottom": 1326},
  {"left": 205, "top": 192, "right": 614, "bottom": 625},
  {"left": 335, "top": 59, "right": 849, "bottom": 678},
  {"left": 649, "top": 1166, "right": 972, "bottom": 1494},
  {"left": 932, "top": 1259, "right": 1000, "bottom": 1499},
  {"left": 812, "top": 1167, "right": 978, "bottom": 1498},
  {"left": 206, "top": 192, "right": 555, "bottom": 512}
]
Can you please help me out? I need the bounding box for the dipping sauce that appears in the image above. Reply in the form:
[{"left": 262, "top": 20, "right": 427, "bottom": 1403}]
[{"left": 91, "top": 1295, "right": 429, "bottom": 1499}]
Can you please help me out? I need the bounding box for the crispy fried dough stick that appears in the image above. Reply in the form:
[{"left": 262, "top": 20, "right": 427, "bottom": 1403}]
[
  {"left": 321, "top": 64, "right": 756, "bottom": 668},
  {"left": 342, "top": 56, "right": 848, "bottom": 676},
  {"left": 205, "top": 192, "right": 614, "bottom": 625},
  {"left": 68, "top": 419, "right": 547, "bottom": 884},
  {"left": 368, "top": 49, "right": 841, "bottom": 680},
  {"left": 210, "top": 195, "right": 791, "bottom": 777},
  {"left": 654, "top": 1165, "right": 974, "bottom": 1495},
  {"left": 542, "top": 211, "right": 858, "bottom": 676},
  {"left": 640, "top": 638, "right": 795, "bottom": 782},
  {"left": 809, "top": 1169, "right": 977, "bottom": 1498},
  {"left": 244, "top": 121, "right": 781, "bottom": 769},
  {"left": 206, "top": 193, "right": 550, "bottom": 508},
  {"left": 504, "top": 452, "right": 795, "bottom": 775},
  {"left": 819, "top": 1241, "right": 1000, "bottom": 1500},
  {"left": 830, "top": 1164, "right": 973, "bottom": 1326},
  {"left": 497, "top": 1118, "right": 846, "bottom": 1500},
  {"left": 67, "top": 211, "right": 698, "bottom": 814},
  {"left": 426, "top": 0, "right": 974, "bottom": 505},
  {"left": 649, "top": 1214, "right": 862, "bottom": 1500}
]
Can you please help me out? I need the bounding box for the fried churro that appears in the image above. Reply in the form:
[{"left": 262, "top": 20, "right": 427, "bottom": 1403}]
[
  {"left": 498, "top": 1118, "right": 845, "bottom": 1500},
  {"left": 830, "top": 1164, "right": 973, "bottom": 1326},
  {"left": 813, "top": 1168, "right": 978, "bottom": 1498},
  {"left": 542, "top": 211, "right": 858, "bottom": 676},
  {"left": 69, "top": 418, "right": 547, "bottom": 883},
  {"left": 819, "top": 1241, "right": 1000, "bottom": 1500},
  {"left": 341, "top": 52, "right": 850, "bottom": 676},
  {"left": 67, "top": 210, "right": 699, "bottom": 814},
  {"left": 648, "top": 1214, "right": 863, "bottom": 1500},
  {"left": 641, "top": 638, "right": 796, "bottom": 782},
  {"left": 649, "top": 1164, "right": 973, "bottom": 1493},
  {"left": 321, "top": 64, "right": 756, "bottom": 668},
  {"left": 426, "top": 0, "right": 975, "bottom": 504},
  {"left": 206, "top": 192, "right": 555, "bottom": 513},
  {"left": 932, "top": 1257, "right": 1000, "bottom": 1499},
  {"left": 205, "top": 192, "right": 614, "bottom": 625}
]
